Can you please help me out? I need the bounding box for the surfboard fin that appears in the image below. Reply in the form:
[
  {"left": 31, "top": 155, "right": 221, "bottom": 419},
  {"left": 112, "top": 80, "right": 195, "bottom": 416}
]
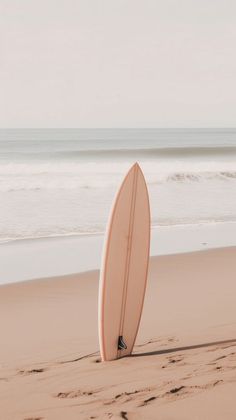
[{"left": 118, "top": 336, "right": 127, "bottom": 350}]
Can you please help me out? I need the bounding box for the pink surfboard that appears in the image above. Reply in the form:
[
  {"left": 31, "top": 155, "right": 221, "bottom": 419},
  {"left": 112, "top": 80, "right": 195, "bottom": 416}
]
[{"left": 98, "top": 163, "right": 151, "bottom": 361}]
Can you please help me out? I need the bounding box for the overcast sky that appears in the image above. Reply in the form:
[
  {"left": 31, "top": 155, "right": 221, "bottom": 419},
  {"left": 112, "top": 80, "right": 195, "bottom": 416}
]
[{"left": 1, "top": 0, "right": 236, "bottom": 128}]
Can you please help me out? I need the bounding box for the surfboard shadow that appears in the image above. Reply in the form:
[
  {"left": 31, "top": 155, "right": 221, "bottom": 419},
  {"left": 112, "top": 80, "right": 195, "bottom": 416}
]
[{"left": 132, "top": 338, "right": 236, "bottom": 358}]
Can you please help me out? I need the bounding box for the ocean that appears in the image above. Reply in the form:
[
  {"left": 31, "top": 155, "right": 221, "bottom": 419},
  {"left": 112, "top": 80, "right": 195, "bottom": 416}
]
[{"left": 0, "top": 128, "right": 236, "bottom": 244}]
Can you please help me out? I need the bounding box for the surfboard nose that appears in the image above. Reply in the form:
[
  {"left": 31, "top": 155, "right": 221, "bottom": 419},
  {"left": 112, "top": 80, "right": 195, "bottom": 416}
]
[{"left": 132, "top": 162, "right": 146, "bottom": 178}]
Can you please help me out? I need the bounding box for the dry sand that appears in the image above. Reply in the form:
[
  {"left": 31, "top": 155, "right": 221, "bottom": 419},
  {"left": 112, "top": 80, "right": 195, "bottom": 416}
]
[{"left": 0, "top": 247, "right": 235, "bottom": 420}]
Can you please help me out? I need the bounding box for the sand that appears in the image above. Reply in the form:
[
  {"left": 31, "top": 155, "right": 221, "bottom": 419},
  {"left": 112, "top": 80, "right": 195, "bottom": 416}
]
[
  {"left": 0, "top": 247, "right": 235, "bottom": 419},
  {"left": 2, "top": 221, "right": 236, "bottom": 284}
]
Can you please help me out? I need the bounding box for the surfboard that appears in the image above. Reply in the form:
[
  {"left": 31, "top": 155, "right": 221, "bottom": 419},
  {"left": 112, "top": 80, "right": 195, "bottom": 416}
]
[{"left": 98, "top": 162, "right": 151, "bottom": 361}]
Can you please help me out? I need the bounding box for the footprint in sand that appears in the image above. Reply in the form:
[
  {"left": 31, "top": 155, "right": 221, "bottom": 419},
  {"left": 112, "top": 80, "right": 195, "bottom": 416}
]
[
  {"left": 18, "top": 368, "right": 45, "bottom": 376},
  {"left": 163, "top": 380, "right": 223, "bottom": 401},
  {"left": 167, "top": 386, "right": 185, "bottom": 395},
  {"left": 168, "top": 356, "right": 184, "bottom": 364},
  {"left": 103, "top": 387, "right": 153, "bottom": 407},
  {"left": 140, "top": 396, "right": 157, "bottom": 406},
  {"left": 207, "top": 350, "right": 236, "bottom": 373},
  {"left": 24, "top": 417, "right": 44, "bottom": 420},
  {"left": 55, "top": 390, "right": 94, "bottom": 398},
  {"left": 161, "top": 355, "right": 185, "bottom": 369}
]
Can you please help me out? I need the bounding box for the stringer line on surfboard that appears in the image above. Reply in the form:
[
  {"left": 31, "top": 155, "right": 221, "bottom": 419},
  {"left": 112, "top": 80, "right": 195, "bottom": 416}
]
[{"left": 117, "top": 164, "right": 139, "bottom": 358}]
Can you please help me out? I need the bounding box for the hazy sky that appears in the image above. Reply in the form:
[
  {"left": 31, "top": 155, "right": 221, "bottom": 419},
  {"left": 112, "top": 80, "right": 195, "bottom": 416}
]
[{"left": 1, "top": 0, "right": 236, "bottom": 128}]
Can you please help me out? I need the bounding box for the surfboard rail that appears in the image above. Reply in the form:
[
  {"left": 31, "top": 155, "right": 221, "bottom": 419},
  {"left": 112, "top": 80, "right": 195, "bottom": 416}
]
[{"left": 98, "top": 163, "right": 151, "bottom": 361}]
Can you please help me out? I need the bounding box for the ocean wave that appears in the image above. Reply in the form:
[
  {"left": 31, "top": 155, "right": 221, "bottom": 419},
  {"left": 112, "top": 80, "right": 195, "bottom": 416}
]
[
  {"left": 165, "top": 171, "right": 236, "bottom": 183},
  {"left": 1, "top": 145, "right": 236, "bottom": 159},
  {"left": 51, "top": 146, "right": 236, "bottom": 158},
  {"left": 1, "top": 170, "right": 236, "bottom": 192}
]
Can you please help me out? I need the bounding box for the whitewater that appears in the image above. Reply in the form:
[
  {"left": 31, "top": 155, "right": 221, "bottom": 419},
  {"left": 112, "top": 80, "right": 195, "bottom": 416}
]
[{"left": 0, "top": 128, "right": 236, "bottom": 243}]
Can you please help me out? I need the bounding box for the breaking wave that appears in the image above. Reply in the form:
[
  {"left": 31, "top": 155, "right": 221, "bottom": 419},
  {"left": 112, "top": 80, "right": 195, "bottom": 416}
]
[
  {"left": 1, "top": 170, "right": 236, "bottom": 192},
  {"left": 165, "top": 171, "right": 236, "bottom": 183}
]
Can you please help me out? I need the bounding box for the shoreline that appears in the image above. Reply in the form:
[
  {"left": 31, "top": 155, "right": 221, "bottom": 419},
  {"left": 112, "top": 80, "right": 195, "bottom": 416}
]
[
  {"left": 1, "top": 218, "right": 236, "bottom": 246},
  {"left": 1, "top": 246, "right": 236, "bottom": 289},
  {"left": 1, "top": 221, "right": 236, "bottom": 285}
]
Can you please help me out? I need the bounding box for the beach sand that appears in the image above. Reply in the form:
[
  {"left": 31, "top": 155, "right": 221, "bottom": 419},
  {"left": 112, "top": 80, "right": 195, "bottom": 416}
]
[{"left": 0, "top": 247, "right": 235, "bottom": 419}]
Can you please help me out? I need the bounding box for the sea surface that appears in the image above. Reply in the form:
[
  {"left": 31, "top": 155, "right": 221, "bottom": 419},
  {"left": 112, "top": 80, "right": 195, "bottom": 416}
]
[{"left": 0, "top": 128, "right": 236, "bottom": 244}]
